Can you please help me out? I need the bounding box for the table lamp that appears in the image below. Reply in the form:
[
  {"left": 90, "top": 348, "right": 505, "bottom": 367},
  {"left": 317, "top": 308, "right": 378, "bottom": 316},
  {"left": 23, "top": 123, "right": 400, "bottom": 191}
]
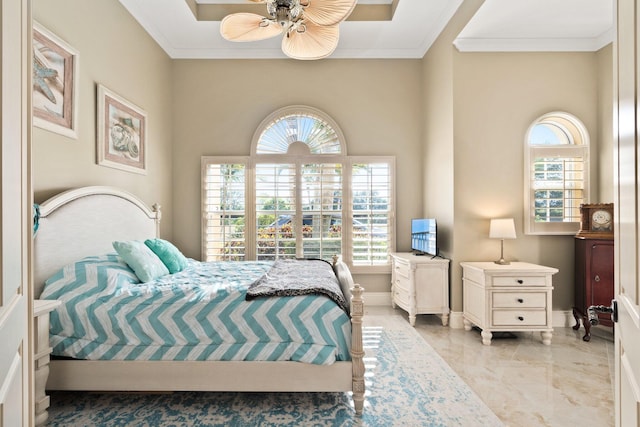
[{"left": 489, "top": 218, "right": 516, "bottom": 265}]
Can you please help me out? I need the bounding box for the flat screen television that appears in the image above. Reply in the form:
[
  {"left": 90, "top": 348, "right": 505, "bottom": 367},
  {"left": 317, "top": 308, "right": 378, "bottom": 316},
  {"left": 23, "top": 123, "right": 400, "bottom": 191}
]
[{"left": 411, "top": 218, "right": 439, "bottom": 257}]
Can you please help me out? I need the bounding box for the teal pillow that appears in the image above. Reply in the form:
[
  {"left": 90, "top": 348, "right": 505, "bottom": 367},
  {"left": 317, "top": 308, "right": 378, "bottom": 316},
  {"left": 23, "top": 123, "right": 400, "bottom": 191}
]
[
  {"left": 112, "top": 240, "right": 169, "bottom": 282},
  {"left": 144, "top": 238, "right": 188, "bottom": 274}
]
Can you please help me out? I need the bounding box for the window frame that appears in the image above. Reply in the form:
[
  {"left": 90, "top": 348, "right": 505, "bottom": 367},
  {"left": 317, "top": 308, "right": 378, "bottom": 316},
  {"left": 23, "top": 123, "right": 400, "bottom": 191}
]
[
  {"left": 524, "top": 111, "right": 590, "bottom": 235},
  {"left": 202, "top": 106, "right": 395, "bottom": 273},
  {"left": 201, "top": 156, "right": 251, "bottom": 262}
]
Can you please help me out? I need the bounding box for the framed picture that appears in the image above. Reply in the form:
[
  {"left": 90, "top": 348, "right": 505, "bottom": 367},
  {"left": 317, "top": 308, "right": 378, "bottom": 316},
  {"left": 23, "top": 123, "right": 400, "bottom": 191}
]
[
  {"left": 33, "top": 22, "right": 78, "bottom": 138},
  {"left": 97, "top": 84, "right": 147, "bottom": 174}
]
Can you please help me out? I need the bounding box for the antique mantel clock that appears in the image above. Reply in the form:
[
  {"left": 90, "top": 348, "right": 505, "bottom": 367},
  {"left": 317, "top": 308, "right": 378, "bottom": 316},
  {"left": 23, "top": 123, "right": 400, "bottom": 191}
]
[{"left": 576, "top": 203, "right": 614, "bottom": 239}]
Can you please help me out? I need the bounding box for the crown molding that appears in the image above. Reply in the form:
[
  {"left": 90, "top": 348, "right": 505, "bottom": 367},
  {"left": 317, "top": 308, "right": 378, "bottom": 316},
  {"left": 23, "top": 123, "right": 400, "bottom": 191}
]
[{"left": 454, "top": 30, "right": 614, "bottom": 53}]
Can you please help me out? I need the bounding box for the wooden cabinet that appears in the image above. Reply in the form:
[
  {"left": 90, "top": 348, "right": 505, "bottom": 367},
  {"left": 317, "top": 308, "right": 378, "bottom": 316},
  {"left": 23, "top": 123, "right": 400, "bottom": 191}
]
[
  {"left": 461, "top": 262, "right": 558, "bottom": 345},
  {"left": 572, "top": 237, "right": 614, "bottom": 341},
  {"left": 390, "top": 253, "right": 450, "bottom": 326}
]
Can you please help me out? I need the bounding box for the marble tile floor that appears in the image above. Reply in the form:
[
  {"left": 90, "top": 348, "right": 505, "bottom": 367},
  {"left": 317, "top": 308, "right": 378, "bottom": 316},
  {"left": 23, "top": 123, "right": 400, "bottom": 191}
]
[{"left": 366, "top": 306, "right": 614, "bottom": 427}]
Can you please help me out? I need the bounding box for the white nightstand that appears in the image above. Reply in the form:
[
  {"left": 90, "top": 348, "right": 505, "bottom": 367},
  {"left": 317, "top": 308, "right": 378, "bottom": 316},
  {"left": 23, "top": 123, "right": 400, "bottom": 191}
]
[
  {"left": 34, "top": 299, "right": 61, "bottom": 426},
  {"left": 461, "top": 262, "right": 558, "bottom": 345},
  {"left": 390, "top": 252, "right": 450, "bottom": 326}
]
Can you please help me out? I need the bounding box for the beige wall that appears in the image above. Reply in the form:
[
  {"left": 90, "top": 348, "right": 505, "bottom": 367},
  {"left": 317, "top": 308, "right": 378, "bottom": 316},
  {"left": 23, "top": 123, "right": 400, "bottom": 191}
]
[
  {"left": 597, "top": 44, "right": 614, "bottom": 202},
  {"left": 450, "top": 51, "right": 600, "bottom": 311},
  {"left": 171, "top": 59, "right": 423, "bottom": 291},
  {"left": 422, "top": 0, "right": 484, "bottom": 312},
  {"left": 32, "top": 0, "right": 175, "bottom": 239}
]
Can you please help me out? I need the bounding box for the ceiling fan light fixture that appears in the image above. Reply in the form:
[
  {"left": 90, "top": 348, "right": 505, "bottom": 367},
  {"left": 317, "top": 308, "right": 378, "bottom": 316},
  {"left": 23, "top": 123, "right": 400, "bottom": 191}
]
[
  {"left": 289, "top": 2, "right": 304, "bottom": 20},
  {"left": 220, "top": 0, "right": 356, "bottom": 59},
  {"left": 275, "top": 7, "right": 291, "bottom": 27}
]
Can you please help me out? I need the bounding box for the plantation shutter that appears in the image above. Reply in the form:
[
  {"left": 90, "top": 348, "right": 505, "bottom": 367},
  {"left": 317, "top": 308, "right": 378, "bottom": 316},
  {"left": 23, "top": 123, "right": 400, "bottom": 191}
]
[
  {"left": 350, "top": 159, "right": 394, "bottom": 266},
  {"left": 255, "top": 163, "right": 297, "bottom": 260},
  {"left": 202, "top": 158, "right": 248, "bottom": 261}
]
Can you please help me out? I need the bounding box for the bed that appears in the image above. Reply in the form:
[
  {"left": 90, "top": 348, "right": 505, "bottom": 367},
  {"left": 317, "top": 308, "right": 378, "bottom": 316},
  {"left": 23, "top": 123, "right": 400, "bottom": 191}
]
[{"left": 33, "top": 186, "right": 365, "bottom": 414}]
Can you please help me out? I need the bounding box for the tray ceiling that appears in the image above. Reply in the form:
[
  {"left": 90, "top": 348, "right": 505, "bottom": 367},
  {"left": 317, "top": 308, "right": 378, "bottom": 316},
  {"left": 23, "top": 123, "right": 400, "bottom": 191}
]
[{"left": 118, "top": 0, "right": 614, "bottom": 59}]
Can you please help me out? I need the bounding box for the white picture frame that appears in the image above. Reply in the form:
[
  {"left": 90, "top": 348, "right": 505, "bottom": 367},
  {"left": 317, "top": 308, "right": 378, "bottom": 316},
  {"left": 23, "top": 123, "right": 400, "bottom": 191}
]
[
  {"left": 96, "top": 84, "right": 147, "bottom": 175},
  {"left": 33, "top": 22, "right": 79, "bottom": 139}
]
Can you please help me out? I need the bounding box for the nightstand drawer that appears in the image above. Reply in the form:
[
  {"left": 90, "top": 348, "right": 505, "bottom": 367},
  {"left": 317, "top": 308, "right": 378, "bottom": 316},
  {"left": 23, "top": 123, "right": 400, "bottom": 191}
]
[
  {"left": 462, "top": 267, "right": 485, "bottom": 285},
  {"left": 393, "top": 288, "right": 410, "bottom": 307},
  {"left": 492, "top": 276, "right": 547, "bottom": 287},
  {"left": 492, "top": 292, "right": 546, "bottom": 308},
  {"left": 394, "top": 259, "right": 410, "bottom": 279},
  {"left": 393, "top": 276, "right": 410, "bottom": 307},
  {"left": 394, "top": 275, "right": 410, "bottom": 294},
  {"left": 492, "top": 310, "right": 547, "bottom": 326}
]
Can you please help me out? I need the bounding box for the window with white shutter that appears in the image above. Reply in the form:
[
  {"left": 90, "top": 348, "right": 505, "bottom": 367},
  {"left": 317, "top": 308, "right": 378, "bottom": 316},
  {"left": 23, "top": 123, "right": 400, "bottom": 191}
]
[
  {"left": 202, "top": 106, "right": 395, "bottom": 271},
  {"left": 524, "top": 112, "right": 589, "bottom": 235},
  {"left": 201, "top": 159, "right": 248, "bottom": 261}
]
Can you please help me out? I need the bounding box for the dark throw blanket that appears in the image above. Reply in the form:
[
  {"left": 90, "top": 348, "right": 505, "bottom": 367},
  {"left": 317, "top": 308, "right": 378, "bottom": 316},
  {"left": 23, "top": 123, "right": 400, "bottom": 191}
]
[{"left": 246, "top": 259, "right": 349, "bottom": 314}]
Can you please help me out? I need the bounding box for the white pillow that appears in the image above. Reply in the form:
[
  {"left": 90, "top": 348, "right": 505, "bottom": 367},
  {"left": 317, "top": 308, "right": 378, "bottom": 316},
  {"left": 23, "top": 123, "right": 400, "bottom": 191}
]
[{"left": 112, "top": 240, "right": 169, "bottom": 282}]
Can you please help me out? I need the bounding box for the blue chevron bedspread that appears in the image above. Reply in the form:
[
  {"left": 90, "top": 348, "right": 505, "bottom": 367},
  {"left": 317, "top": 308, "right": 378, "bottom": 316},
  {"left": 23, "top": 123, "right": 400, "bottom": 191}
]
[{"left": 39, "top": 254, "right": 351, "bottom": 365}]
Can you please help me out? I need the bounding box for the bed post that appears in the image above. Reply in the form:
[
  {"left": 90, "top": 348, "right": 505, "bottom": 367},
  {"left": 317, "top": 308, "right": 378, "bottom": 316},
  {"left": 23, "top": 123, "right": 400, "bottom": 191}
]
[
  {"left": 350, "top": 283, "right": 365, "bottom": 415},
  {"left": 152, "top": 203, "right": 162, "bottom": 237}
]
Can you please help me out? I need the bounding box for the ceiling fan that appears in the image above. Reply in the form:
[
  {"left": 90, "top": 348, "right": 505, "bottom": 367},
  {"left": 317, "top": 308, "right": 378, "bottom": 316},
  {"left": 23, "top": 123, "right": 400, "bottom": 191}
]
[{"left": 220, "top": 0, "right": 357, "bottom": 60}]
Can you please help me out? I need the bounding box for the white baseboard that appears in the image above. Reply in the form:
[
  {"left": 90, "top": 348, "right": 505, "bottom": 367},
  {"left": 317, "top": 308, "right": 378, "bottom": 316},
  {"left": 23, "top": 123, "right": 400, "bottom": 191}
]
[
  {"left": 364, "top": 292, "right": 392, "bottom": 307},
  {"left": 448, "top": 312, "right": 465, "bottom": 329},
  {"left": 368, "top": 293, "right": 582, "bottom": 330},
  {"left": 553, "top": 310, "right": 576, "bottom": 328}
]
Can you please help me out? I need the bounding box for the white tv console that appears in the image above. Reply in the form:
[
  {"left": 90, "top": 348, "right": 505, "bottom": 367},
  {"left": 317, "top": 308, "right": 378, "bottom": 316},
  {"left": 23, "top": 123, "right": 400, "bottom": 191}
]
[{"left": 389, "top": 252, "right": 450, "bottom": 326}]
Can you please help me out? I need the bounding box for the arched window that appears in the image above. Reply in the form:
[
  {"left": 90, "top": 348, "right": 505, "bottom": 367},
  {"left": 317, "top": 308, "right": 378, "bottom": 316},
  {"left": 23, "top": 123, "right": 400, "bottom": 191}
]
[
  {"left": 524, "top": 111, "right": 590, "bottom": 235},
  {"left": 202, "top": 106, "right": 395, "bottom": 272},
  {"left": 253, "top": 105, "right": 345, "bottom": 155}
]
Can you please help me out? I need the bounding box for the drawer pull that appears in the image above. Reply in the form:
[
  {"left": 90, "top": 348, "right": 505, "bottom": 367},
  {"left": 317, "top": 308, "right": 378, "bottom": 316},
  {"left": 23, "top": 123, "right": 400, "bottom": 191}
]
[
  {"left": 517, "top": 279, "right": 524, "bottom": 284},
  {"left": 594, "top": 275, "right": 600, "bottom": 282},
  {"left": 518, "top": 316, "right": 524, "bottom": 321},
  {"left": 517, "top": 298, "right": 524, "bottom": 303}
]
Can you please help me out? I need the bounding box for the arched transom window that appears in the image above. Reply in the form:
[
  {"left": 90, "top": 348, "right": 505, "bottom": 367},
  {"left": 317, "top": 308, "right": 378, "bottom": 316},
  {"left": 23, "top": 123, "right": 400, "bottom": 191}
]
[
  {"left": 203, "top": 105, "right": 395, "bottom": 273},
  {"left": 253, "top": 106, "right": 345, "bottom": 155}
]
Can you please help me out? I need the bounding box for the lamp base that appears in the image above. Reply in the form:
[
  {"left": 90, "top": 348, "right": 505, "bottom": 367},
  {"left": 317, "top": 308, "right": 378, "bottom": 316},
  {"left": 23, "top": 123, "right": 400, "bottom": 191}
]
[{"left": 495, "top": 240, "right": 510, "bottom": 265}]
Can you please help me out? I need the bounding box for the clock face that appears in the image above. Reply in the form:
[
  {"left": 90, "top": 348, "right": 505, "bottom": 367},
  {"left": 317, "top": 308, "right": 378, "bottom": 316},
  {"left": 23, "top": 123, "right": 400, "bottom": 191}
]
[{"left": 592, "top": 210, "right": 612, "bottom": 230}]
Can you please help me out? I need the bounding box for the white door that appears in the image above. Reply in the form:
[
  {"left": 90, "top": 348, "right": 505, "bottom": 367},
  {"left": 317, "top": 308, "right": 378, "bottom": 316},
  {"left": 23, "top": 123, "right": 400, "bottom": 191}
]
[
  {"left": 614, "top": 0, "right": 640, "bottom": 425},
  {"left": 0, "top": 0, "right": 31, "bottom": 425}
]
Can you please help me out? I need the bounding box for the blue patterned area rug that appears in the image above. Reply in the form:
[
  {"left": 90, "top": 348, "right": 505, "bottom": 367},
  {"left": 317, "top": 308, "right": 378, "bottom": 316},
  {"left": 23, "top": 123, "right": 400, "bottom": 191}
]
[{"left": 46, "top": 316, "right": 503, "bottom": 427}]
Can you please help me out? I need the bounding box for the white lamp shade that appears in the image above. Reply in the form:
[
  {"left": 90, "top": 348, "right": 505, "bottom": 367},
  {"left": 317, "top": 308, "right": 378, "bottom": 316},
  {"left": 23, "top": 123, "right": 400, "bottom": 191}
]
[{"left": 489, "top": 218, "right": 517, "bottom": 239}]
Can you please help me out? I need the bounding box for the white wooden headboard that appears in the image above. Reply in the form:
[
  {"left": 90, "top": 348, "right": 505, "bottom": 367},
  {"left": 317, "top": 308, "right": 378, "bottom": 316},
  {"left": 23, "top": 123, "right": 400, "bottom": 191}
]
[{"left": 34, "top": 186, "right": 160, "bottom": 298}]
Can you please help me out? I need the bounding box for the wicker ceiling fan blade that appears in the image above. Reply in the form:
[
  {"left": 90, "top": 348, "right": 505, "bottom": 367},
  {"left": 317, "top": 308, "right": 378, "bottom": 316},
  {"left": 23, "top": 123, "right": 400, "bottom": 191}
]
[
  {"left": 220, "top": 13, "right": 282, "bottom": 42},
  {"left": 282, "top": 21, "right": 339, "bottom": 60},
  {"left": 303, "top": 0, "right": 357, "bottom": 26}
]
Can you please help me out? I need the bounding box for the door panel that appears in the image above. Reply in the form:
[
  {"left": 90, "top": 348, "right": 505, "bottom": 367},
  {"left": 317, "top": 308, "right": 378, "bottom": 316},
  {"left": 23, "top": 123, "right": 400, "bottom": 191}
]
[
  {"left": 590, "top": 242, "right": 614, "bottom": 326},
  {"left": 0, "top": 0, "right": 31, "bottom": 424},
  {"left": 614, "top": 0, "right": 640, "bottom": 425},
  {"left": 0, "top": 350, "right": 24, "bottom": 427},
  {"left": 619, "top": 313, "right": 640, "bottom": 427}
]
